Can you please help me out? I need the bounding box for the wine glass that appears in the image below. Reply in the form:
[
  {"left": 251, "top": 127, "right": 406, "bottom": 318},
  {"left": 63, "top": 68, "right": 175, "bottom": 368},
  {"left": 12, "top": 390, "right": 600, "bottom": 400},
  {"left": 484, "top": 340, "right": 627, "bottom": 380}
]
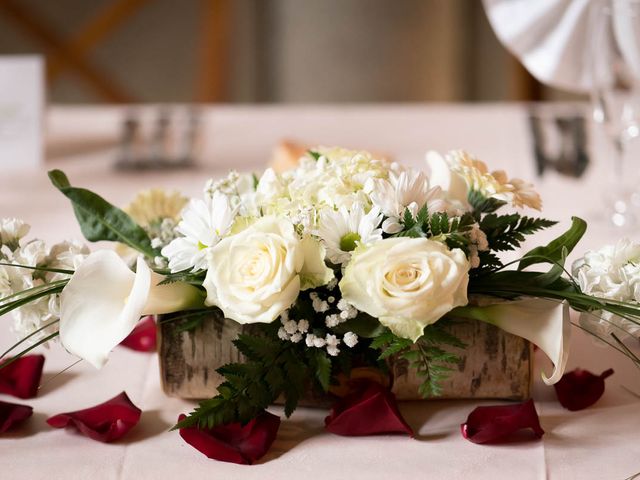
[{"left": 588, "top": 0, "right": 640, "bottom": 229}]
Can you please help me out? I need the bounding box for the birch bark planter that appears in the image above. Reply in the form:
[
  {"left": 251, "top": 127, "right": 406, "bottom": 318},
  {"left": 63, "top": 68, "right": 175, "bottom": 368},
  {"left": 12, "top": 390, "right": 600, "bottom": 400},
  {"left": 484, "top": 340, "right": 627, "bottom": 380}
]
[{"left": 158, "top": 311, "right": 532, "bottom": 402}]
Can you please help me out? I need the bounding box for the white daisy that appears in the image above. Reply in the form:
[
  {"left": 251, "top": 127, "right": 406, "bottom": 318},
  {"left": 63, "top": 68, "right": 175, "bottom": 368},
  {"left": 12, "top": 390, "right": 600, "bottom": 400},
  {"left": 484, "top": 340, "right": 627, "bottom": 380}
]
[
  {"left": 366, "top": 168, "right": 445, "bottom": 233},
  {"left": 317, "top": 204, "right": 383, "bottom": 264},
  {"left": 161, "top": 191, "right": 237, "bottom": 272}
]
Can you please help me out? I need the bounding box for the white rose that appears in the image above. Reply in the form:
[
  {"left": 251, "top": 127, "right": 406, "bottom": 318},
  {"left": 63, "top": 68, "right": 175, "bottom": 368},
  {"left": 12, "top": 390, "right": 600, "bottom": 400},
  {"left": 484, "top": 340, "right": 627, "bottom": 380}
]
[
  {"left": 203, "top": 216, "right": 333, "bottom": 324},
  {"left": 340, "top": 237, "right": 470, "bottom": 341}
]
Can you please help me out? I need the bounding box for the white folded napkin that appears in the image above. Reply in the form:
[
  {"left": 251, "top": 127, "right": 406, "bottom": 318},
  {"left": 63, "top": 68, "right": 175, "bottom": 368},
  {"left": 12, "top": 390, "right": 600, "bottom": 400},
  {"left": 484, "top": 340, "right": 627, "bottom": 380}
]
[{"left": 484, "top": 0, "right": 640, "bottom": 93}]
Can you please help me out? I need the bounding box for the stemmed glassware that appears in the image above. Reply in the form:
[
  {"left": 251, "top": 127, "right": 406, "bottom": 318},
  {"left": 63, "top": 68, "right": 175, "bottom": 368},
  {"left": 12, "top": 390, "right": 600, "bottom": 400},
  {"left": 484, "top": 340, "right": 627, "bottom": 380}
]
[{"left": 589, "top": 0, "right": 640, "bottom": 228}]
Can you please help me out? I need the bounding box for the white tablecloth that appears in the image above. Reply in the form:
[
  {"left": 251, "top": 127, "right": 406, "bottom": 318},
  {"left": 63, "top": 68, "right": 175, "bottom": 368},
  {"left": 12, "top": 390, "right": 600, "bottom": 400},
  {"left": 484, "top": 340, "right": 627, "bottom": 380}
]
[{"left": 1, "top": 105, "right": 639, "bottom": 480}]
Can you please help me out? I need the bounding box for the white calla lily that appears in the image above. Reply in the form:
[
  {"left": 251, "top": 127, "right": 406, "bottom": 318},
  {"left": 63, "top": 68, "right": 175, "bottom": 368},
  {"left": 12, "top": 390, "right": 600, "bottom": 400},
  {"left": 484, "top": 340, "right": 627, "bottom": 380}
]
[
  {"left": 60, "top": 250, "right": 203, "bottom": 369},
  {"left": 455, "top": 298, "right": 571, "bottom": 385}
]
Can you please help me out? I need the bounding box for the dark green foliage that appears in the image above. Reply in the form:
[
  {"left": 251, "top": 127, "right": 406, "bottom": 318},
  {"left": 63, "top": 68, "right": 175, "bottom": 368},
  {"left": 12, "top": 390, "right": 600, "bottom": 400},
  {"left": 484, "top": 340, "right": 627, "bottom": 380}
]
[
  {"left": 333, "top": 313, "right": 386, "bottom": 338},
  {"left": 174, "top": 331, "right": 331, "bottom": 430},
  {"left": 480, "top": 213, "right": 557, "bottom": 252},
  {"left": 393, "top": 205, "right": 475, "bottom": 251},
  {"left": 48, "top": 170, "right": 158, "bottom": 258},
  {"left": 468, "top": 189, "right": 507, "bottom": 216},
  {"left": 519, "top": 216, "right": 587, "bottom": 270},
  {"left": 371, "top": 322, "right": 465, "bottom": 398}
]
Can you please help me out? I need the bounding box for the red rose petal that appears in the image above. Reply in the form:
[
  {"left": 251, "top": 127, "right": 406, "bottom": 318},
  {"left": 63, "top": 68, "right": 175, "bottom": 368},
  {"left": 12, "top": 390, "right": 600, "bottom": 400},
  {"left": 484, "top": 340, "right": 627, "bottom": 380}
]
[
  {"left": 46, "top": 392, "right": 141, "bottom": 442},
  {"left": 0, "top": 354, "right": 45, "bottom": 399},
  {"left": 461, "top": 399, "right": 544, "bottom": 444},
  {"left": 324, "top": 380, "right": 413, "bottom": 437},
  {"left": 554, "top": 368, "right": 614, "bottom": 411},
  {"left": 0, "top": 400, "right": 33, "bottom": 433},
  {"left": 178, "top": 410, "right": 281, "bottom": 465},
  {"left": 120, "top": 316, "right": 157, "bottom": 352}
]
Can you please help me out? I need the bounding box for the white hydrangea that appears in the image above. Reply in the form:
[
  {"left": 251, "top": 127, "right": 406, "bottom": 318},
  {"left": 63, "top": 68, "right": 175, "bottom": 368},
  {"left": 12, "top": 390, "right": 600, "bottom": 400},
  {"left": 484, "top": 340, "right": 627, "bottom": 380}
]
[
  {"left": 254, "top": 148, "right": 392, "bottom": 235},
  {"left": 572, "top": 238, "right": 640, "bottom": 339}
]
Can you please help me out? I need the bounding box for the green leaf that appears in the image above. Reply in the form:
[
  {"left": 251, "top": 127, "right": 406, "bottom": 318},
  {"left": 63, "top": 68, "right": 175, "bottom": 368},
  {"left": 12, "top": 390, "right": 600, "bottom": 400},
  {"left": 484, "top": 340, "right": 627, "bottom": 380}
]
[
  {"left": 48, "top": 170, "right": 158, "bottom": 258},
  {"left": 332, "top": 314, "right": 385, "bottom": 338},
  {"left": 402, "top": 208, "right": 416, "bottom": 229},
  {"left": 468, "top": 190, "right": 507, "bottom": 215},
  {"left": 311, "top": 350, "right": 332, "bottom": 392},
  {"left": 233, "top": 334, "right": 280, "bottom": 362},
  {"left": 308, "top": 150, "right": 321, "bottom": 161},
  {"left": 519, "top": 217, "right": 587, "bottom": 270}
]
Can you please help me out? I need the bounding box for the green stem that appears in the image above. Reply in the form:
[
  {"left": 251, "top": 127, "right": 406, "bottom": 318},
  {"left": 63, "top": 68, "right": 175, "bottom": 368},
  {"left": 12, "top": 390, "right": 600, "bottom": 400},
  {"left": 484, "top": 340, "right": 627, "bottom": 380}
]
[
  {"left": 0, "top": 262, "right": 74, "bottom": 275},
  {"left": 0, "top": 319, "right": 60, "bottom": 359},
  {"left": 0, "top": 332, "right": 59, "bottom": 370}
]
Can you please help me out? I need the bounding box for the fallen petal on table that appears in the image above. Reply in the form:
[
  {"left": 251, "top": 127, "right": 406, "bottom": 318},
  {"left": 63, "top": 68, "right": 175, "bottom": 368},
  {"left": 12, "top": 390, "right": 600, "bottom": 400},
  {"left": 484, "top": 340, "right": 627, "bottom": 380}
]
[
  {"left": 325, "top": 380, "right": 413, "bottom": 437},
  {"left": 47, "top": 391, "right": 141, "bottom": 442},
  {"left": 0, "top": 354, "right": 45, "bottom": 399},
  {"left": 0, "top": 400, "right": 33, "bottom": 433},
  {"left": 178, "top": 410, "right": 281, "bottom": 465},
  {"left": 461, "top": 399, "right": 544, "bottom": 444},
  {"left": 554, "top": 368, "right": 614, "bottom": 411}
]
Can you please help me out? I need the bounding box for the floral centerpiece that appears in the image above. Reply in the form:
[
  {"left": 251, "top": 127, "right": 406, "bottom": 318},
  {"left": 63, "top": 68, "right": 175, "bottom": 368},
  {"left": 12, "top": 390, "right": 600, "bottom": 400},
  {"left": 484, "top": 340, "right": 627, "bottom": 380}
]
[{"left": 1, "top": 147, "right": 639, "bottom": 462}]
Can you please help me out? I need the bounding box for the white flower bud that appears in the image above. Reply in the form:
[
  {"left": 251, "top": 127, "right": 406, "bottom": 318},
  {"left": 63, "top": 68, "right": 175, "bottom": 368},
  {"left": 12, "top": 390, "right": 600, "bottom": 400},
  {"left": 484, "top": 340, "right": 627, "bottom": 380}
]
[{"left": 343, "top": 331, "right": 358, "bottom": 348}]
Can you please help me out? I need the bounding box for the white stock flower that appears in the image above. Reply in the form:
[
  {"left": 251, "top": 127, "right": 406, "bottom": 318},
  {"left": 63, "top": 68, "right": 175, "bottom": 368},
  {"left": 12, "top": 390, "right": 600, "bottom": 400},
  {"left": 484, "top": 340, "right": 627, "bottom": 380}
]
[
  {"left": 13, "top": 240, "right": 48, "bottom": 267},
  {"left": 11, "top": 295, "right": 58, "bottom": 347},
  {"left": 316, "top": 205, "right": 383, "bottom": 264},
  {"left": 0, "top": 234, "right": 90, "bottom": 348},
  {"left": 0, "top": 218, "right": 30, "bottom": 250},
  {"left": 47, "top": 240, "right": 90, "bottom": 282},
  {"left": 340, "top": 237, "right": 470, "bottom": 341},
  {"left": 161, "top": 191, "right": 237, "bottom": 272},
  {"left": 60, "top": 250, "right": 203, "bottom": 368},
  {"left": 0, "top": 267, "right": 10, "bottom": 298},
  {"left": 203, "top": 216, "right": 333, "bottom": 325}
]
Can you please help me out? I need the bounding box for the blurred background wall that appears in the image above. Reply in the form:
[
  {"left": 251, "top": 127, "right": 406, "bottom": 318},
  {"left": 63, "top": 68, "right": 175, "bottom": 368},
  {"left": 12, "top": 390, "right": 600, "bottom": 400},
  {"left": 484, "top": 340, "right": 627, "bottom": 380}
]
[{"left": 0, "top": 0, "right": 586, "bottom": 104}]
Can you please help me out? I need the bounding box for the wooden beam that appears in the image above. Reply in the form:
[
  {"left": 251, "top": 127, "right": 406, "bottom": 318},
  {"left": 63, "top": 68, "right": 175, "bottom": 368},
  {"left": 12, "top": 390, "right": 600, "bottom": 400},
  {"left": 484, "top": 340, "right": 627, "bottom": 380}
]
[
  {"left": 194, "top": 0, "right": 231, "bottom": 102},
  {"left": 48, "top": 0, "right": 151, "bottom": 82},
  {"left": 509, "top": 55, "right": 543, "bottom": 101},
  {"left": 0, "top": 0, "right": 135, "bottom": 102}
]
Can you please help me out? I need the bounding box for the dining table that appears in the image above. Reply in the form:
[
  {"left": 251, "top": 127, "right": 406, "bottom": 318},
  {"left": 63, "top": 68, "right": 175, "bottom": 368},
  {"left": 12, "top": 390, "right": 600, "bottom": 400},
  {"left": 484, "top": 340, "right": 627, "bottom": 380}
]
[{"left": 1, "top": 103, "right": 639, "bottom": 480}]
